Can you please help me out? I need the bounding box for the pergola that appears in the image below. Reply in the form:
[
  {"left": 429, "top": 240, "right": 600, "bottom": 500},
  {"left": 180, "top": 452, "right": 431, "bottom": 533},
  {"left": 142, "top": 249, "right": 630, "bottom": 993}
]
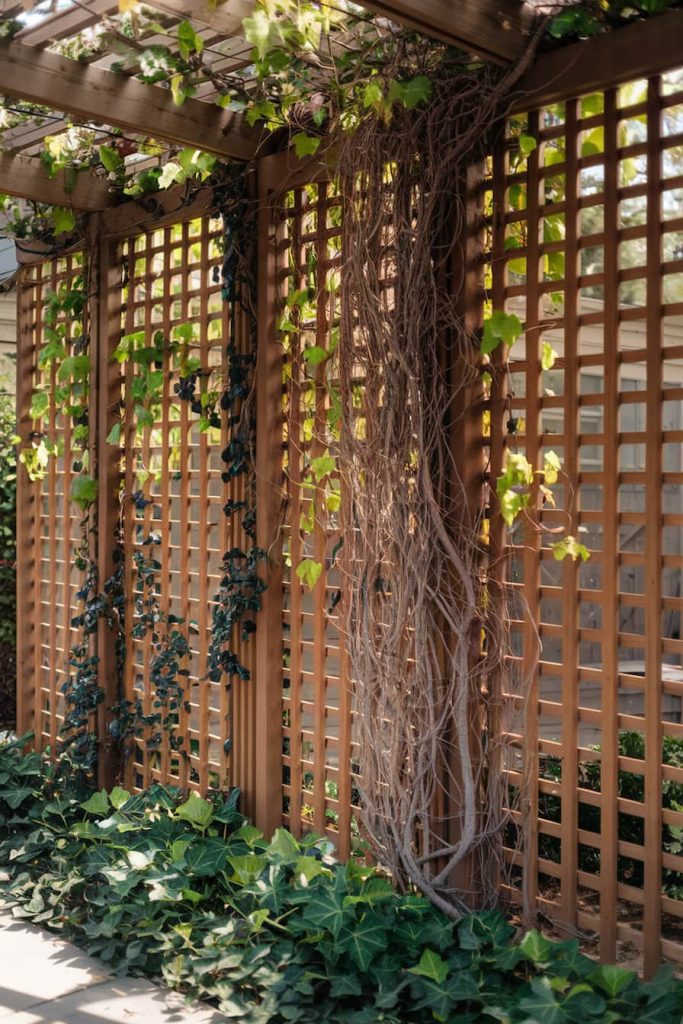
[
  {"left": 0, "top": 1, "right": 679, "bottom": 214},
  {"left": 2, "top": 0, "right": 683, "bottom": 980}
]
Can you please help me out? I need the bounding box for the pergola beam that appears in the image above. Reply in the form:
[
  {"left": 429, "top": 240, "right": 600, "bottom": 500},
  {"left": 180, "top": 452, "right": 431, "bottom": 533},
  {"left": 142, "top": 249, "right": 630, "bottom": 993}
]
[
  {"left": 355, "top": 0, "right": 535, "bottom": 63},
  {"left": 0, "top": 154, "right": 114, "bottom": 211},
  {"left": 0, "top": 38, "right": 260, "bottom": 162}
]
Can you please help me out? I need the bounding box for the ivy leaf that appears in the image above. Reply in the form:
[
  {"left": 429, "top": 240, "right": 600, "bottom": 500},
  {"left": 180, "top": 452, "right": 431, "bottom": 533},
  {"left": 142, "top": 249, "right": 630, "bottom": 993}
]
[
  {"left": 542, "top": 340, "right": 558, "bottom": 371},
  {"left": 408, "top": 948, "right": 449, "bottom": 983},
  {"left": 71, "top": 476, "right": 98, "bottom": 510},
  {"left": 296, "top": 559, "right": 323, "bottom": 589},
  {"left": 98, "top": 145, "right": 123, "bottom": 173},
  {"left": 300, "top": 887, "right": 347, "bottom": 939},
  {"left": 543, "top": 450, "right": 562, "bottom": 486},
  {"left": 177, "top": 20, "right": 203, "bottom": 61},
  {"left": 158, "top": 161, "right": 183, "bottom": 189},
  {"left": 52, "top": 207, "right": 76, "bottom": 236},
  {"left": 589, "top": 964, "right": 636, "bottom": 998},
  {"left": 183, "top": 838, "right": 229, "bottom": 877},
  {"left": 551, "top": 536, "right": 590, "bottom": 562},
  {"left": 519, "top": 133, "right": 538, "bottom": 157},
  {"left": 80, "top": 789, "right": 110, "bottom": 817},
  {"left": 109, "top": 786, "right": 131, "bottom": 810},
  {"left": 303, "top": 346, "right": 329, "bottom": 366},
  {"left": 309, "top": 455, "right": 335, "bottom": 482},
  {"left": 106, "top": 423, "right": 121, "bottom": 446},
  {"left": 268, "top": 828, "right": 301, "bottom": 864},
  {"left": 520, "top": 929, "right": 555, "bottom": 964},
  {"left": 29, "top": 392, "right": 49, "bottom": 420},
  {"left": 243, "top": 8, "right": 273, "bottom": 59},
  {"left": 175, "top": 792, "right": 214, "bottom": 831},
  {"left": 292, "top": 132, "right": 322, "bottom": 159},
  {"left": 337, "top": 911, "right": 389, "bottom": 971},
  {"left": 482, "top": 311, "right": 523, "bottom": 355},
  {"left": 519, "top": 978, "right": 567, "bottom": 1023}
]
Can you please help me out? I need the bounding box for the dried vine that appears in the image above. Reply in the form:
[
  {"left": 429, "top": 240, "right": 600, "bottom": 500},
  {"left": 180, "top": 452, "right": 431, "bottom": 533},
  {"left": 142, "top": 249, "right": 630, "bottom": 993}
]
[{"left": 335, "top": 54, "right": 539, "bottom": 915}]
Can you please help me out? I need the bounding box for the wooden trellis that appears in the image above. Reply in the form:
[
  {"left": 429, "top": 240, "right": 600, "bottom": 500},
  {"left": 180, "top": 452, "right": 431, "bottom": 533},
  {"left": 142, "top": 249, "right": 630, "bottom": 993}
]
[{"left": 12, "top": 24, "right": 683, "bottom": 974}]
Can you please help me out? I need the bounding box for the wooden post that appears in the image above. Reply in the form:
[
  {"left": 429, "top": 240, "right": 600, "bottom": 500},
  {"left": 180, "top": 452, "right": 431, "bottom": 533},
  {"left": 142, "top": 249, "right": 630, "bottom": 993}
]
[
  {"left": 253, "top": 161, "right": 285, "bottom": 838},
  {"left": 89, "top": 219, "right": 124, "bottom": 789},
  {"left": 15, "top": 268, "right": 37, "bottom": 739}
]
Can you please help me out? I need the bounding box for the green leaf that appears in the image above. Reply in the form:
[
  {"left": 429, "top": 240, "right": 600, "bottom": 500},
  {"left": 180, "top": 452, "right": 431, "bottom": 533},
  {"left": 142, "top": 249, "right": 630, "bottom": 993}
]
[
  {"left": 408, "top": 948, "right": 449, "bottom": 983},
  {"left": 292, "top": 132, "right": 322, "bottom": 159},
  {"left": 80, "top": 789, "right": 110, "bottom": 816},
  {"left": 520, "top": 929, "right": 555, "bottom": 964},
  {"left": 177, "top": 19, "right": 204, "bottom": 61},
  {"left": 542, "top": 340, "right": 558, "bottom": 371},
  {"left": 52, "top": 207, "right": 76, "bottom": 236},
  {"left": 29, "top": 392, "right": 49, "bottom": 420},
  {"left": 106, "top": 422, "right": 121, "bottom": 446},
  {"left": 71, "top": 476, "right": 98, "bottom": 510},
  {"left": 243, "top": 8, "right": 273, "bottom": 59},
  {"left": 175, "top": 792, "right": 214, "bottom": 831},
  {"left": 551, "top": 535, "right": 590, "bottom": 562},
  {"left": 109, "top": 786, "right": 130, "bottom": 810},
  {"left": 300, "top": 887, "right": 347, "bottom": 939},
  {"left": 543, "top": 450, "right": 562, "bottom": 485},
  {"left": 303, "top": 345, "right": 329, "bottom": 366},
  {"left": 183, "top": 838, "right": 229, "bottom": 877},
  {"left": 482, "top": 310, "right": 523, "bottom": 355},
  {"left": 588, "top": 963, "right": 636, "bottom": 998},
  {"left": 309, "top": 455, "right": 335, "bottom": 482},
  {"left": 337, "top": 911, "right": 389, "bottom": 971},
  {"left": 519, "top": 133, "right": 538, "bottom": 157},
  {"left": 268, "top": 828, "right": 301, "bottom": 864},
  {"left": 98, "top": 145, "right": 123, "bottom": 173},
  {"left": 227, "top": 854, "right": 268, "bottom": 884},
  {"left": 296, "top": 559, "right": 323, "bottom": 589},
  {"left": 518, "top": 976, "right": 568, "bottom": 1024}
]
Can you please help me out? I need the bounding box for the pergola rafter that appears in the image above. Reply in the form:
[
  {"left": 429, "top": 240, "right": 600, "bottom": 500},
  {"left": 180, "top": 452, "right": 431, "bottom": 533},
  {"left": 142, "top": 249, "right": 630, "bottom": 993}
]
[
  {"left": 356, "top": 0, "right": 535, "bottom": 63},
  {"left": 0, "top": 37, "right": 260, "bottom": 164},
  {"left": 0, "top": 153, "right": 114, "bottom": 210}
]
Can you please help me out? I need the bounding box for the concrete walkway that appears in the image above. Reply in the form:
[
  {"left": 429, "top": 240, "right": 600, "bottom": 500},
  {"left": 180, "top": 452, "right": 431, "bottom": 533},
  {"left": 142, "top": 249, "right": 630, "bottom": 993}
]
[{"left": 0, "top": 912, "right": 223, "bottom": 1023}]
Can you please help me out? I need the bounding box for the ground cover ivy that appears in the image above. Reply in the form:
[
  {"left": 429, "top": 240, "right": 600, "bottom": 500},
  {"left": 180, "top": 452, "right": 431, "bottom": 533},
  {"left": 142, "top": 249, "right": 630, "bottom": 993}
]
[{"left": 0, "top": 741, "right": 681, "bottom": 1024}]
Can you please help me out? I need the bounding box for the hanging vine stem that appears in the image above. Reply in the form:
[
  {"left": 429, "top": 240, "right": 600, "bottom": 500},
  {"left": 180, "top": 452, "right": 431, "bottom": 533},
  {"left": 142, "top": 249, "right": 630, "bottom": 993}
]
[{"left": 334, "top": 46, "right": 547, "bottom": 916}]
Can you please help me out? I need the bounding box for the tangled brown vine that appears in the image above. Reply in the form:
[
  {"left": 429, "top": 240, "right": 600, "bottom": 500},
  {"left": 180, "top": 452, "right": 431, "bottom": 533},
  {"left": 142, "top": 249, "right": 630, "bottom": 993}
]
[{"left": 336, "top": 50, "right": 539, "bottom": 916}]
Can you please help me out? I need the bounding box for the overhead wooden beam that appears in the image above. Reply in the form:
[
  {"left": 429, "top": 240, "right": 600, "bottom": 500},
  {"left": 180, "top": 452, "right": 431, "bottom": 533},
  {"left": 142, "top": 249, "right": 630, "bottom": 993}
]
[
  {"left": 356, "top": 0, "right": 535, "bottom": 63},
  {"left": 146, "top": 0, "right": 255, "bottom": 36},
  {"left": 0, "top": 154, "right": 114, "bottom": 211},
  {"left": 0, "top": 38, "right": 261, "bottom": 162},
  {"left": 511, "top": 8, "right": 683, "bottom": 112}
]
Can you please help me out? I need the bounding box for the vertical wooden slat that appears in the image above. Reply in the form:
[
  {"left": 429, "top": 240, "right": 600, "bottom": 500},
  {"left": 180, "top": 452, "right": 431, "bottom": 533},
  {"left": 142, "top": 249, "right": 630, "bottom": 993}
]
[
  {"left": 254, "top": 169, "right": 285, "bottom": 837},
  {"left": 600, "top": 86, "right": 620, "bottom": 963},
  {"left": 522, "top": 108, "right": 542, "bottom": 923},
  {"left": 312, "top": 182, "right": 328, "bottom": 834},
  {"left": 559, "top": 98, "right": 580, "bottom": 935},
  {"left": 197, "top": 223, "right": 211, "bottom": 791},
  {"left": 643, "top": 73, "right": 663, "bottom": 977}
]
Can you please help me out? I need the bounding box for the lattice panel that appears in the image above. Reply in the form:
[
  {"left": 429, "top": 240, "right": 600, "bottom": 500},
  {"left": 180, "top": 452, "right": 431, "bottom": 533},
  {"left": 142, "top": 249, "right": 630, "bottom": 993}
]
[
  {"left": 278, "top": 181, "right": 362, "bottom": 859},
  {"left": 488, "top": 67, "right": 683, "bottom": 970},
  {"left": 119, "top": 215, "right": 252, "bottom": 793},
  {"left": 17, "top": 253, "right": 89, "bottom": 755}
]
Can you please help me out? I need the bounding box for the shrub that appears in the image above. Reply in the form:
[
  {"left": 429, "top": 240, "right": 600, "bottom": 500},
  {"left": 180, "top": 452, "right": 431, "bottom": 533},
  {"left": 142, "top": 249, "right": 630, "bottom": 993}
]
[
  {"left": 539, "top": 732, "right": 683, "bottom": 896},
  {"left": 0, "top": 740, "right": 681, "bottom": 1023}
]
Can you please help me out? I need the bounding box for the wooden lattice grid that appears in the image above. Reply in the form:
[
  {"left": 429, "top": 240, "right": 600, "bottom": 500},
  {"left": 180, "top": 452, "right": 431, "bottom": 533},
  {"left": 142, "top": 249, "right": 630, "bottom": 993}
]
[
  {"left": 487, "top": 67, "right": 683, "bottom": 971},
  {"left": 118, "top": 213, "right": 254, "bottom": 795},
  {"left": 16, "top": 252, "right": 90, "bottom": 755},
  {"left": 275, "top": 179, "right": 362, "bottom": 860}
]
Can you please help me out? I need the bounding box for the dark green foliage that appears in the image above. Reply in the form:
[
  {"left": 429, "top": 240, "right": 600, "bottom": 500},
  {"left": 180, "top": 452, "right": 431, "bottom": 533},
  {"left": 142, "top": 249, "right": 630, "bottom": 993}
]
[
  {"left": 0, "top": 745, "right": 681, "bottom": 1024},
  {"left": 539, "top": 732, "right": 683, "bottom": 897},
  {"left": 546, "top": 0, "right": 681, "bottom": 42}
]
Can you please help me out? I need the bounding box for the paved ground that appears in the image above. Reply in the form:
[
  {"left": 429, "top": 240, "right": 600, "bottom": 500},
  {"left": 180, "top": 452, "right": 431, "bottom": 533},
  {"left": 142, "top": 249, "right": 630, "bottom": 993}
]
[{"left": 0, "top": 912, "right": 223, "bottom": 1023}]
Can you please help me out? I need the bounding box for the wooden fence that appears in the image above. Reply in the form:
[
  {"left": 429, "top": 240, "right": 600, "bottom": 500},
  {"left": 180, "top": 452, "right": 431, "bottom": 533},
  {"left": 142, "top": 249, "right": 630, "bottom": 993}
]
[{"left": 15, "top": 51, "right": 683, "bottom": 970}]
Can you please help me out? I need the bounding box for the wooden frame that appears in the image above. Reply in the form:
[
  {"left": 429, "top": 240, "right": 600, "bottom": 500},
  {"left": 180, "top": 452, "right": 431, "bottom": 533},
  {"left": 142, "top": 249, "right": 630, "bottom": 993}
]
[{"left": 0, "top": 38, "right": 260, "bottom": 162}]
